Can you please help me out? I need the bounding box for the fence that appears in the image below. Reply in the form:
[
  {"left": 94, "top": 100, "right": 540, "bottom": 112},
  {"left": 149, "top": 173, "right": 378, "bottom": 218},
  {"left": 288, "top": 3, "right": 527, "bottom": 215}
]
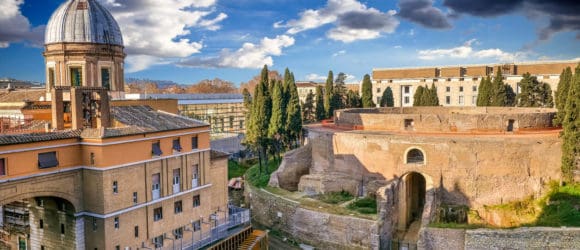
[{"left": 166, "top": 205, "right": 250, "bottom": 250}]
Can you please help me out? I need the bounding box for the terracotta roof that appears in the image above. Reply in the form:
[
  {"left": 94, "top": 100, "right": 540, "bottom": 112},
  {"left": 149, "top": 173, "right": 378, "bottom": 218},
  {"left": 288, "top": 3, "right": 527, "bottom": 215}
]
[
  {"left": 0, "top": 90, "right": 45, "bottom": 102},
  {"left": 0, "top": 130, "right": 81, "bottom": 146}
]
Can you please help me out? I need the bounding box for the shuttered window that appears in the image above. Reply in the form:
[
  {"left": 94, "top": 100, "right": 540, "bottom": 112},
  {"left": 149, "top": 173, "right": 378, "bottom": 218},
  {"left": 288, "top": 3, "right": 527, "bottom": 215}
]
[
  {"left": 152, "top": 142, "right": 162, "bottom": 156},
  {"left": 38, "top": 152, "right": 58, "bottom": 169}
]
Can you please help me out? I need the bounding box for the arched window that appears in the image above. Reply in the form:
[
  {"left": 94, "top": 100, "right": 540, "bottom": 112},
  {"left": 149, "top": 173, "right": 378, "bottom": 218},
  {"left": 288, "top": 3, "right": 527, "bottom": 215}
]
[{"left": 406, "top": 149, "right": 424, "bottom": 164}]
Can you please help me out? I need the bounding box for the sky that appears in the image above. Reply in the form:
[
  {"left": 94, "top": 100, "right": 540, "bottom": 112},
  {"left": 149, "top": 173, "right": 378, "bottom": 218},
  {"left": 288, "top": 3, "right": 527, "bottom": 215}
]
[{"left": 0, "top": 0, "right": 579, "bottom": 86}]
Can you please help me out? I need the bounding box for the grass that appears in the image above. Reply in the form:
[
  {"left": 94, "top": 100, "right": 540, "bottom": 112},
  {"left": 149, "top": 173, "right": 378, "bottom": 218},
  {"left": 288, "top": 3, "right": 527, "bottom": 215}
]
[
  {"left": 429, "top": 222, "right": 484, "bottom": 229},
  {"left": 347, "top": 197, "right": 377, "bottom": 214},
  {"left": 245, "top": 159, "right": 282, "bottom": 188},
  {"left": 228, "top": 160, "right": 251, "bottom": 179},
  {"left": 317, "top": 190, "right": 354, "bottom": 204},
  {"left": 533, "top": 182, "right": 580, "bottom": 227}
]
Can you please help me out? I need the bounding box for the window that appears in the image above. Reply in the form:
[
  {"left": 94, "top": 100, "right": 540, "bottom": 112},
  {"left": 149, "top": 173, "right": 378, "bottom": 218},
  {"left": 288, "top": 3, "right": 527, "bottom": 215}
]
[
  {"left": 472, "top": 85, "right": 477, "bottom": 92},
  {"left": 404, "top": 119, "right": 414, "bottom": 130},
  {"left": 115, "top": 246, "right": 120, "bottom": 250},
  {"left": 174, "top": 201, "right": 182, "bottom": 214},
  {"left": 59, "top": 202, "right": 66, "bottom": 212},
  {"left": 174, "top": 227, "right": 183, "bottom": 239},
  {"left": 114, "top": 217, "right": 119, "bottom": 229},
  {"left": 193, "top": 195, "right": 200, "bottom": 207},
  {"left": 61, "top": 223, "right": 65, "bottom": 234},
  {"left": 36, "top": 198, "right": 44, "bottom": 207},
  {"left": 459, "top": 86, "right": 464, "bottom": 92},
  {"left": 39, "top": 219, "right": 44, "bottom": 229},
  {"left": 404, "top": 86, "right": 410, "bottom": 94},
  {"left": 41, "top": 246, "right": 45, "bottom": 250},
  {"left": 192, "top": 164, "right": 199, "bottom": 188},
  {"left": 153, "top": 236, "right": 163, "bottom": 248},
  {"left": 70, "top": 67, "right": 82, "bottom": 87},
  {"left": 152, "top": 173, "right": 160, "bottom": 200},
  {"left": 90, "top": 152, "right": 95, "bottom": 165},
  {"left": 48, "top": 68, "right": 55, "bottom": 89},
  {"left": 134, "top": 226, "right": 139, "bottom": 238},
  {"left": 193, "top": 220, "right": 201, "bottom": 231},
  {"left": 101, "top": 68, "right": 110, "bottom": 90},
  {"left": 0, "top": 158, "right": 5, "bottom": 176},
  {"left": 152, "top": 141, "right": 162, "bottom": 156},
  {"left": 458, "top": 96, "right": 464, "bottom": 105},
  {"left": 445, "top": 96, "right": 451, "bottom": 105},
  {"left": 191, "top": 137, "right": 198, "bottom": 150},
  {"left": 173, "top": 169, "right": 181, "bottom": 193},
  {"left": 507, "top": 119, "right": 515, "bottom": 132},
  {"left": 113, "top": 181, "right": 118, "bottom": 194},
  {"left": 229, "top": 116, "right": 234, "bottom": 129},
  {"left": 153, "top": 207, "right": 163, "bottom": 221},
  {"left": 133, "top": 192, "right": 138, "bottom": 204},
  {"left": 404, "top": 96, "right": 410, "bottom": 104},
  {"left": 377, "top": 88, "right": 381, "bottom": 93},
  {"left": 38, "top": 152, "right": 58, "bottom": 169},
  {"left": 172, "top": 138, "right": 182, "bottom": 152},
  {"left": 472, "top": 96, "right": 477, "bottom": 105},
  {"left": 239, "top": 120, "right": 243, "bottom": 129},
  {"left": 446, "top": 86, "right": 450, "bottom": 92},
  {"left": 406, "top": 149, "right": 425, "bottom": 164}
]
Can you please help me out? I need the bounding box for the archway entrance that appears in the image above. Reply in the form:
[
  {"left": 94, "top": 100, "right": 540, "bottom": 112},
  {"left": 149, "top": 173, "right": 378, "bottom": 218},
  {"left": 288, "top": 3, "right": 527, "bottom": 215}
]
[
  {"left": 398, "top": 172, "right": 426, "bottom": 231},
  {"left": 1, "top": 197, "right": 77, "bottom": 250}
]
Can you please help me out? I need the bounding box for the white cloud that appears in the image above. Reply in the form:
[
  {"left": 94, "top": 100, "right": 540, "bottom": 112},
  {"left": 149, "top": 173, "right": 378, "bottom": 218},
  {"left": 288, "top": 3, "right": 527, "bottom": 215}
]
[
  {"left": 305, "top": 73, "right": 327, "bottom": 81},
  {"left": 417, "top": 39, "right": 523, "bottom": 61},
  {"left": 332, "top": 50, "right": 346, "bottom": 57},
  {"left": 100, "top": 0, "right": 228, "bottom": 71},
  {"left": 0, "top": 0, "right": 44, "bottom": 48},
  {"left": 178, "top": 35, "right": 295, "bottom": 69},
  {"left": 394, "top": 45, "right": 402, "bottom": 49},
  {"left": 276, "top": 0, "right": 399, "bottom": 43}
]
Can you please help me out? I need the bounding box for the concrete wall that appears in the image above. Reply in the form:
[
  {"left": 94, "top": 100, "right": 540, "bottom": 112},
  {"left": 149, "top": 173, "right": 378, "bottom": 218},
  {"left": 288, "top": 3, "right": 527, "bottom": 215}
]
[
  {"left": 246, "top": 185, "right": 380, "bottom": 250},
  {"left": 418, "top": 227, "right": 580, "bottom": 250}
]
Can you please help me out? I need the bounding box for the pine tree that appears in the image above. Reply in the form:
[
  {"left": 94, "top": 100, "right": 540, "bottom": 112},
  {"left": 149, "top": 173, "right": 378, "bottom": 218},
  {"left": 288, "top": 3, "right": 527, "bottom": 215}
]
[
  {"left": 302, "top": 91, "right": 315, "bottom": 123},
  {"left": 477, "top": 76, "right": 492, "bottom": 106},
  {"left": 286, "top": 76, "right": 302, "bottom": 149},
  {"left": 268, "top": 80, "right": 284, "bottom": 138},
  {"left": 324, "top": 71, "right": 334, "bottom": 118},
  {"left": 246, "top": 65, "right": 272, "bottom": 170},
  {"left": 491, "top": 69, "right": 507, "bottom": 106},
  {"left": 361, "top": 74, "right": 375, "bottom": 108},
  {"left": 315, "top": 86, "right": 325, "bottom": 121},
  {"left": 555, "top": 67, "right": 573, "bottom": 125},
  {"left": 414, "top": 85, "right": 424, "bottom": 106},
  {"left": 334, "top": 72, "right": 348, "bottom": 109},
  {"left": 517, "top": 73, "right": 554, "bottom": 108},
  {"left": 561, "top": 65, "right": 580, "bottom": 182},
  {"left": 380, "top": 87, "right": 394, "bottom": 107}
]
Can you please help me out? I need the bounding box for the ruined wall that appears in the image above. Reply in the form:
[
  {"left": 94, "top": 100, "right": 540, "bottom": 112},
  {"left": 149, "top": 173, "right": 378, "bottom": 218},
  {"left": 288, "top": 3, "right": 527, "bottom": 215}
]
[
  {"left": 418, "top": 227, "right": 580, "bottom": 250},
  {"left": 246, "top": 185, "right": 380, "bottom": 250},
  {"left": 268, "top": 144, "right": 312, "bottom": 191},
  {"left": 330, "top": 131, "right": 561, "bottom": 207}
]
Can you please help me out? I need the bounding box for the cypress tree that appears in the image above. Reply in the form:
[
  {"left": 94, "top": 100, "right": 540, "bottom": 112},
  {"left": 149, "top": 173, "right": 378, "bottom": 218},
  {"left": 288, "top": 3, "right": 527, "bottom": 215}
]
[
  {"left": 420, "top": 85, "right": 431, "bottom": 106},
  {"left": 561, "top": 65, "right": 580, "bottom": 182},
  {"left": 429, "top": 83, "right": 439, "bottom": 106},
  {"left": 555, "top": 67, "right": 573, "bottom": 125},
  {"left": 242, "top": 88, "right": 252, "bottom": 128},
  {"left": 246, "top": 65, "right": 272, "bottom": 170},
  {"left": 324, "top": 71, "right": 334, "bottom": 118},
  {"left": 477, "top": 76, "right": 492, "bottom": 106},
  {"left": 315, "top": 86, "right": 325, "bottom": 121},
  {"left": 380, "top": 86, "right": 395, "bottom": 107},
  {"left": 414, "top": 86, "right": 424, "bottom": 106},
  {"left": 361, "top": 74, "right": 375, "bottom": 108},
  {"left": 286, "top": 75, "right": 302, "bottom": 148},
  {"left": 268, "top": 80, "right": 284, "bottom": 137},
  {"left": 491, "top": 69, "right": 507, "bottom": 106},
  {"left": 302, "top": 91, "right": 315, "bottom": 123},
  {"left": 505, "top": 84, "right": 517, "bottom": 107}
]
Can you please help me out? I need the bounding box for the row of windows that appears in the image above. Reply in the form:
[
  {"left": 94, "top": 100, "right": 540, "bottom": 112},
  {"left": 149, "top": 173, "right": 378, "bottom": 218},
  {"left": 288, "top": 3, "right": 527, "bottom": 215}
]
[
  {"left": 444, "top": 96, "right": 478, "bottom": 105},
  {"left": 376, "top": 85, "right": 478, "bottom": 95},
  {"left": 152, "top": 196, "right": 200, "bottom": 222},
  {"left": 47, "top": 66, "right": 112, "bottom": 90},
  {"left": 153, "top": 137, "right": 198, "bottom": 157}
]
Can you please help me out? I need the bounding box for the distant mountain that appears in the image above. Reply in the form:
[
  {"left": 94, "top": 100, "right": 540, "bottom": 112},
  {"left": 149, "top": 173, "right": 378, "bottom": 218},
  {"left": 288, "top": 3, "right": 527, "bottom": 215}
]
[{"left": 125, "top": 78, "right": 183, "bottom": 89}]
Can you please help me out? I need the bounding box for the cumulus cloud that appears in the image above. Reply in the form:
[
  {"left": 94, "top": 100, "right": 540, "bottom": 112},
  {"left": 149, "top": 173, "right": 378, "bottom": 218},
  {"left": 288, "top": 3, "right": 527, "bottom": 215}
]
[
  {"left": 305, "top": 73, "right": 327, "bottom": 81},
  {"left": 397, "top": 0, "right": 451, "bottom": 29},
  {"left": 418, "top": 39, "right": 524, "bottom": 61},
  {"left": 99, "top": 0, "right": 228, "bottom": 71},
  {"left": 276, "top": 0, "right": 399, "bottom": 43},
  {"left": 177, "top": 35, "right": 295, "bottom": 69},
  {"left": 0, "top": 0, "right": 45, "bottom": 48}
]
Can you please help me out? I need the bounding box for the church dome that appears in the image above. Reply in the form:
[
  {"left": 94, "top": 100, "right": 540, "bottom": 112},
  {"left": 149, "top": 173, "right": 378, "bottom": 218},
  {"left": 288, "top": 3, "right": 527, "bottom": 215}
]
[{"left": 45, "top": 0, "right": 123, "bottom": 46}]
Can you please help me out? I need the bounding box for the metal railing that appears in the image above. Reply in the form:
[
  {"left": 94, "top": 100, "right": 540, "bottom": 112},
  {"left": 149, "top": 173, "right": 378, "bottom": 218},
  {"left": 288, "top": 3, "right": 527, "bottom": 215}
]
[{"left": 176, "top": 205, "right": 250, "bottom": 250}]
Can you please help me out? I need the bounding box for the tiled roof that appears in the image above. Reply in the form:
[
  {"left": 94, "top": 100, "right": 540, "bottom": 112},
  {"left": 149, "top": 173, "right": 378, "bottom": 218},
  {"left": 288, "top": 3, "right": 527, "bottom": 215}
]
[
  {"left": 0, "top": 90, "right": 45, "bottom": 102},
  {"left": 0, "top": 130, "right": 81, "bottom": 146}
]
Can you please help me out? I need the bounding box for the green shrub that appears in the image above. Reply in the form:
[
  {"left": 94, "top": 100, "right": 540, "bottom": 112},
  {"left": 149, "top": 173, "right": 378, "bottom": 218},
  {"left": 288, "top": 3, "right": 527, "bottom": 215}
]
[
  {"left": 347, "top": 197, "right": 377, "bottom": 214},
  {"left": 318, "top": 190, "right": 353, "bottom": 204},
  {"left": 245, "top": 160, "right": 281, "bottom": 188}
]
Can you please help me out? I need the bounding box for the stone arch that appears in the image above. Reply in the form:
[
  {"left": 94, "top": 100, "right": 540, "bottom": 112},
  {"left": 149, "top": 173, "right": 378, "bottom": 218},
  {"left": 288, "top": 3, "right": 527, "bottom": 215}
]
[
  {"left": 404, "top": 147, "right": 427, "bottom": 165},
  {"left": 0, "top": 191, "right": 81, "bottom": 213},
  {"left": 397, "top": 171, "right": 433, "bottom": 231}
]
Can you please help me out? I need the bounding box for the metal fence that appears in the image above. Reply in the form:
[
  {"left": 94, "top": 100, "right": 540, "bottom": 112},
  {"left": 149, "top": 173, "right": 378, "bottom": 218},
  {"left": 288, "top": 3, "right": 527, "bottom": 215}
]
[{"left": 172, "top": 205, "right": 250, "bottom": 250}]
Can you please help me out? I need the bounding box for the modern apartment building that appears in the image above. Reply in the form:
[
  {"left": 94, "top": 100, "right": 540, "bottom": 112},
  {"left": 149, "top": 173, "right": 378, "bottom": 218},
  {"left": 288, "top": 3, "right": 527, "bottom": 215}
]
[{"left": 372, "top": 60, "right": 579, "bottom": 107}]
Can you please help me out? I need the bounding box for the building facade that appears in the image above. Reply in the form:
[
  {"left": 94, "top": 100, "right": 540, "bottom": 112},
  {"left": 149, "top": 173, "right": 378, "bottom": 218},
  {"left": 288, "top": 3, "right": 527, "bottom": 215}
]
[
  {"left": 0, "top": 1, "right": 253, "bottom": 249},
  {"left": 372, "top": 60, "right": 579, "bottom": 107}
]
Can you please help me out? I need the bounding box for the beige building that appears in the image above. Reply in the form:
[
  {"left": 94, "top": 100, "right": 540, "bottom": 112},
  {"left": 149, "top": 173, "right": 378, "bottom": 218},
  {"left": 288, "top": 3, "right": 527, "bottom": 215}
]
[
  {"left": 295, "top": 82, "right": 320, "bottom": 104},
  {"left": 0, "top": 0, "right": 258, "bottom": 249},
  {"left": 372, "top": 60, "right": 579, "bottom": 107}
]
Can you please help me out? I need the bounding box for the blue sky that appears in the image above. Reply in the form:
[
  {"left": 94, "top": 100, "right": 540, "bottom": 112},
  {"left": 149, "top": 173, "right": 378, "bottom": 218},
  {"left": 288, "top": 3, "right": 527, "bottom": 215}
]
[{"left": 0, "top": 0, "right": 578, "bottom": 86}]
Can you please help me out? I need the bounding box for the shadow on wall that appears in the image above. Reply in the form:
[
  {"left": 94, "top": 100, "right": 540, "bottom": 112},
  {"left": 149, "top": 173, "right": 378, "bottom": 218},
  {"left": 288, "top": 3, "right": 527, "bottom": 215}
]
[{"left": 433, "top": 178, "right": 471, "bottom": 224}]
